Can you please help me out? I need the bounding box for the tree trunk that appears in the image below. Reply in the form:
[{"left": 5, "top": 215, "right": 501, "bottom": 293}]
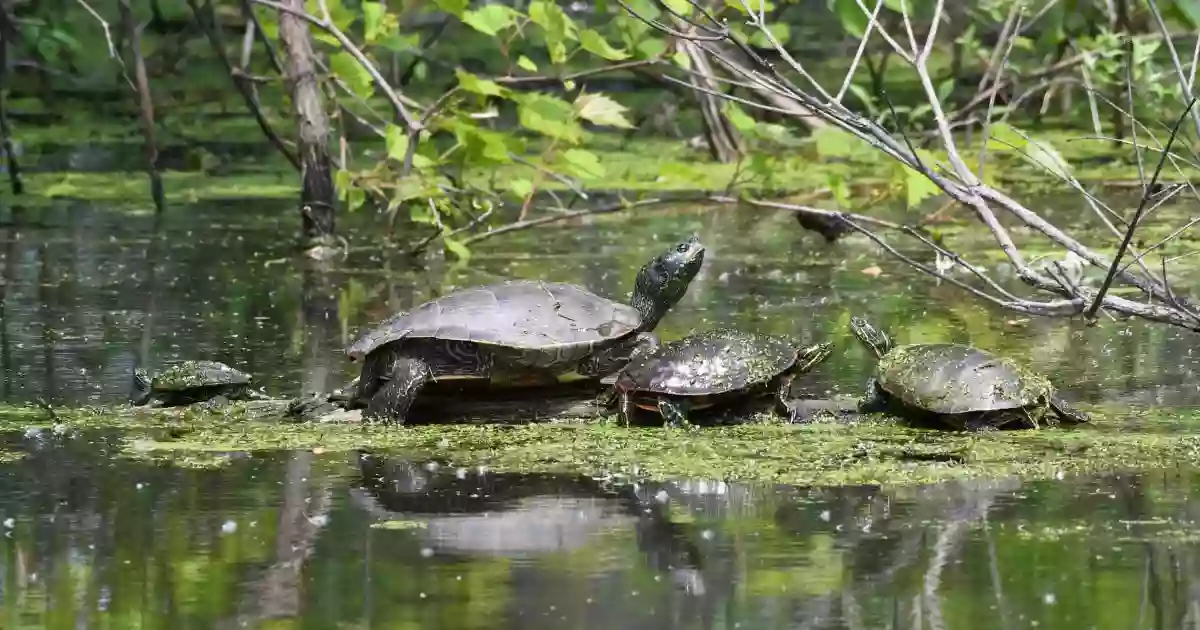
[
  {"left": 117, "top": 0, "right": 165, "bottom": 213},
  {"left": 277, "top": 0, "right": 338, "bottom": 255},
  {"left": 678, "top": 37, "right": 742, "bottom": 163}
]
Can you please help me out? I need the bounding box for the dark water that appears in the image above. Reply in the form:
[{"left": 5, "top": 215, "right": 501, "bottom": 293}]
[
  {"left": 3, "top": 186, "right": 1200, "bottom": 626},
  {"left": 3, "top": 437, "right": 1200, "bottom": 629}
]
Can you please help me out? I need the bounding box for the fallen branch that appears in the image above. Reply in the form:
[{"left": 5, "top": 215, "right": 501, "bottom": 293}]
[{"left": 615, "top": 0, "right": 1200, "bottom": 334}]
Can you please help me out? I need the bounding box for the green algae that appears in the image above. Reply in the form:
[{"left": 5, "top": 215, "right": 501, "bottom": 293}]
[{"left": 3, "top": 401, "right": 1198, "bottom": 487}]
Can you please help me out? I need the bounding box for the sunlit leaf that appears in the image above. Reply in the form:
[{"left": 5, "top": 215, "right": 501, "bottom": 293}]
[
  {"left": 562, "top": 148, "right": 607, "bottom": 179},
  {"left": 506, "top": 178, "right": 535, "bottom": 199},
  {"left": 724, "top": 0, "right": 775, "bottom": 11},
  {"left": 671, "top": 50, "right": 691, "bottom": 69},
  {"left": 516, "top": 93, "right": 584, "bottom": 143},
  {"left": 385, "top": 124, "right": 434, "bottom": 168},
  {"left": 748, "top": 22, "right": 790, "bottom": 47},
  {"left": 574, "top": 92, "right": 634, "bottom": 129},
  {"left": 462, "top": 127, "right": 513, "bottom": 164},
  {"left": 725, "top": 103, "right": 757, "bottom": 134},
  {"left": 635, "top": 38, "right": 667, "bottom": 60},
  {"left": 462, "top": 4, "right": 519, "bottom": 35},
  {"left": 329, "top": 52, "right": 374, "bottom": 99},
  {"left": 362, "top": 2, "right": 386, "bottom": 42},
  {"left": 828, "top": 172, "right": 851, "bottom": 207},
  {"left": 813, "top": 127, "right": 858, "bottom": 158},
  {"left": 443, "top": 236, "right": 472, "bottom": 263},
  {"left": 986, "top": 122, "right": 1072, "bottom": 180},
  {"left": 529, "top": 1, "right": 579, "bottom": 40},
  {"left": 433, "top": 0, "right": 469, "bottom": 17},
  {"left": 517, "top": 55, "right": 539, "bottom": 72},
  {"left": 580, "top": 29, "right": 629, "bottom": 60},
  {"left": 455, "top": 69, "right": 507, "bottom": 96},
  {"left": 661, "top": 0, "right": 692, "bottom": 16}
]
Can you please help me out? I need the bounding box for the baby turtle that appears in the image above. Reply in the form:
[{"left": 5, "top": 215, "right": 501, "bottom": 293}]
[
  {"left": 611, "top": 328, "right": 835, "bottom": 427},
  {"left": 130, "top": 360, "right": 262, "bottom": 408},
  {"left": 849, "top": 317, "right": 1090, "bottom": 430},
  {"left": 345, "top": 237, "right": 706, "bottom": 424}
]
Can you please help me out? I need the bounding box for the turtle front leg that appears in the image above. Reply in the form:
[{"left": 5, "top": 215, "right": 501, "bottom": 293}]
[
  {"left": 857, "top": 377, "right": 890, "bottom": 413},
  {"left": 580, "top": 333, "right": 661, "bottom": 378},
  {"left": 364, "top": 356, "right": 431, "bottom": 425},
  {"left": 658, "top": 398, "right": 691, "bottom": 428},
  {"left": 1048, "top": 396, "right": 1091, "bottom": 425}
]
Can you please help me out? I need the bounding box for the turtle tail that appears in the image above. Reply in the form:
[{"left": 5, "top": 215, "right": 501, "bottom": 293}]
[
  {"left": 130, "top": 368, "right": 152, "bottom": 406},
  {"left": 1049, "top": 396, "right": 1091, "bottom": 425}
]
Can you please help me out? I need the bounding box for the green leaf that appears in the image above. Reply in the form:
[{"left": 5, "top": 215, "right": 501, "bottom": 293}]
[
  {"left": 443, "top": 236, "right": 472, "bottom": 263},
  {"left": 517, "top": 55, "right": 539, "bottom": 72},
  {"left": 329, "top": 52, "right": 374, "bottom": 99},
  {"left": 748, "top": 22, "right": 790, "bottom": 48},
  {"left": 377, "top": 31, "right": 420, "bottom": 53},
  {"left": 725, "top": 103, "right": 757, "bottom": 134},
  {"left": 658, "top": 162, "right": 710, "bottom": 186},
  {"left": 671, "top": 50, "right": 691, "bottom": 69},
  {"left": 574, "top": 92, "right": 634, "bottom": 129},
  {"left": 529, "top": 1, "right": 579, "bottom": 40},
  {"left": 903, "top": 162, "right": 942, "bottom": 208},
  {"left": 462, "top": 127, "right": 513, "bottom": 164},
  {"left": 561, "top": 148, "right": 607, "bottom": 179},
  {"left": 828, "top": 0, "right": 869, "bottom": 37},
  {"left": 516, "top": 93, "right": 584, "bottom": 143},
  {"left": 936, "top": 79, "right": 955, "bottom": 104},
  {"left": 635, "top": 38, "right": 667, "bottom": 60},
  {"left": 455, "top": 68, "right": 507, "bottom": 96},
  {"left": 434, "top": 0, "right": 469, "bottom": 17},
  {"left": 986, "top": 122, "right": 1073, "bottom": 180},
  {"left": 385, "top": 125, "right": 434, "bottom": 169},
  {"left": 362, "top": 2, "right": 386, "bottom": 42},
  {"left": 813, "top": 127, "right": 857, "bottom": 158},
  {"left": 506, "top": 178, "right": 535, "bottom": 199},
  {"left": 661, "top": 0, "right": 692, "bottom": 16},
  {"left": 724, "top": 0, "right": 774, "bottom": 12},
  {"left": 462, "top": 4, "right": 519, "bottom": 35},
  {"left": 1169, "top": 0, "right": 1200, "bottom": 27},
  {"left": 334, "top": 169, "right": 366, "bottom": 212},
  {"left": 828, "top": 172, "right": 851, "bottom": 207},
  {"left": 580, "top": 29, "right": 629, "bottom": 60}
]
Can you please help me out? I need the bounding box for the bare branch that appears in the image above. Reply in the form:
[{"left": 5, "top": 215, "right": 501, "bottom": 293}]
[{"left": 249, "top": 0, "right": 418, "bottom": 131}]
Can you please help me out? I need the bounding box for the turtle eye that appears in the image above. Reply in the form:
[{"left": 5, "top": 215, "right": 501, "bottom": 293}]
[{"left": 676, "top": 243, "right": 689, "bottom": 253}]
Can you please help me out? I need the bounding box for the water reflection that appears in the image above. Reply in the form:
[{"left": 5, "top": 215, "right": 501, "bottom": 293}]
[
  {"left": 2, "top": 439, "right": 1200, "bottom": 628},
  {"left": 2, "top": 198, "right": 1200, "bottom": 410}
]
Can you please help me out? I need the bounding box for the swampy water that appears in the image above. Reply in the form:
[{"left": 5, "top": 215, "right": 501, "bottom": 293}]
[{"left": 3, "top": 181, "right": 1200, "bottom": 627}]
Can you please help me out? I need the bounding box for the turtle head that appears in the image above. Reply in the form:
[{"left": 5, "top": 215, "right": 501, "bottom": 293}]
[
  {"left": 630, "top": 236, "right": 705, "bottom": 331},
  {"left": 130, "top": 367, "right": 152, "bottom": 406},
  {"left": 849, "top": 317, "right": 893, "bottom": 359},
  {"left": 795, "top": 341, "right": 834, "bottom": 373}
]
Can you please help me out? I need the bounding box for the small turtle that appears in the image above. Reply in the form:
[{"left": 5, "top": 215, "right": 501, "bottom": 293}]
[
  {"left": 130, "top": 360, "right": 262, "bottom": 408},
  {"left": 611, "top": 328, "right": 835, "bottom": 427},
  {"left": 849, "top": 317, "right": 1090, "bottom": 430},
  {"left": 346, "top": 237, "right": 706, "bottom": 424}
]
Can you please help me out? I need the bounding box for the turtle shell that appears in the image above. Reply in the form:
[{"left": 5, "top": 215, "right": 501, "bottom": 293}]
[
  {"left": 152, "top": 361, "right": 251, "bottom": 392},
  {"left": 876, "top": 343, "right": 1052, "bottom": 414},
  {"left": 346, "top": 280, "right": 644, "bottom": 366},
  {"left": 616, "top": 329, "right": 800, "bottom": 396}
]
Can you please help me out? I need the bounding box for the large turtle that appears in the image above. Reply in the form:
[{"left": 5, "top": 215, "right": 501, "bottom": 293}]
[
  {"left": 346, "top": 236, "right": 706, "bottom": 424},
  {"left": 130, "top": 360, "right": 264, "bottom": 408},
  {"left": 849, "top": 317, "right": 1090, "bottom": 430},
  {"left": 611, "top": 328, "right": 834, "bottom": 427}
]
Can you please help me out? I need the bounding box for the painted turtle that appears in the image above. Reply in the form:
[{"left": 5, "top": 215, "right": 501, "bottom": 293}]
[
  {"left": 611, "top": 328, "right": 834, "bottom": 427},
  {"left": 346, "top": 237, "right": 706, "bottom": 424},
  {"left": 849, "top": 317, "right": 1090, "bottom": 430},
  {"left": 130, "top": 360, "right": 262, "bottom": 408}
]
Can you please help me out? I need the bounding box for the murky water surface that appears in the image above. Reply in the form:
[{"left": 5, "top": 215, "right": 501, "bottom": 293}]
[{"left": 3, "top": 184, "right": 1200, "bottom": 627}]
